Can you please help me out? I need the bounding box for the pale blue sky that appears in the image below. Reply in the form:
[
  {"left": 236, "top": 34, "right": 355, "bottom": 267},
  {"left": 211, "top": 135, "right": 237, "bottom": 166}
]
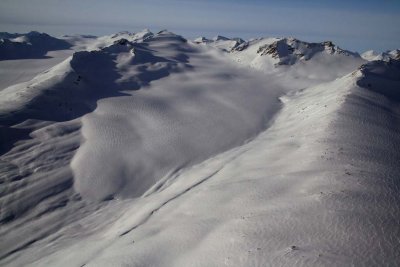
[{"left": 0, "top": 0, "right": 399, "bottom": 52}]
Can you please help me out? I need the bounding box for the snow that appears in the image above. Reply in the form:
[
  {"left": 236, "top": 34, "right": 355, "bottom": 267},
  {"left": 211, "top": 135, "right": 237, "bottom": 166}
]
[
  {"left": 71, "top": 47, "right": 282, "bottom": 200},
  {"left": 1, "top": 30, "right": 400, "bottom": 266},
  {"left": 361, "top": 49, "right": 400, "bottom": 62},
  {"left": 193, "top": 35, "right": 245, "bottom": 52},
  {"left": 79, "top": 29, "right": 154, "bottom": 52},
  {"left": 0, "top": 31, "right": 71, "bottom": 60},
  {"left": 0, "top": 50, "right": 72, "bottom": 91},
  {"left": 227, "top": 37, "right": 366, "bottom": 89}
]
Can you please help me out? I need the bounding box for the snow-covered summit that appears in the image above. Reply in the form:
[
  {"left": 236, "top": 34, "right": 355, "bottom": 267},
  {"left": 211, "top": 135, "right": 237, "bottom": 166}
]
[
  {"left": 253, "top": 38, "right": 359, "bottom": 65},
  {"left": 196, "top": 35, "right": 358, "bottom": 61},
  {"left": 220, "top": 36, "right": 365, "bottom": 88},
  {"left": 193, "top": 35, "right": 245, "bottom": 51},
  {"left": 195, "top": 36, "right": 363, "bottom": 83},
  {"left": 194, "top": 36, "right": 209, "bottom": 43},
  {"left": 110, "top": 29, "right": 154, "bottom": 43},
  {"left": 361, "top": 50, "right": 380, "bottom": 61},
  {"left": 361, "top": 49, "right": 400, "bottom": 62},
  {"left": 212, "top": 35, "right": 230, "bottom": 41},
  {"left": 82, "top": 29, "right": 155, "bottom": 51}
]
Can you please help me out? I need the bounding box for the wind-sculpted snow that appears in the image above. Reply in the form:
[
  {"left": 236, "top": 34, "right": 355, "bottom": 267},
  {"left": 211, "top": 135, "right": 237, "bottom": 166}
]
[
  {"left": 0, "top": 31, "right": 196, "bottom": 258},
  {"left": 71, "top": 32, "right": 282, "bottom": 200},
  {"left": 59, "top": 59, "right": 399, "bottom": 267},
  {"left": 1, "top": 29, "right": 400, "bottom": 266},
  {"left": 0, "top": 30, "right": 282, "bottom": 259}
]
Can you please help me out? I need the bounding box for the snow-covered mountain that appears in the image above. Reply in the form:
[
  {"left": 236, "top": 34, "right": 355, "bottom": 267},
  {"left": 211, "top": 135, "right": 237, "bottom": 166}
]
[
  {"left": 0, "top": 31, "right": 71, "bottom": 60},
  {"left": 361, "top": 49, "right": 400, "bottom": 61},
  {"left": 1, "top": 30, "right": 399, "bottom": 266},
  {"left": 254, "top": 38, "right": 359, "bottom": 64},
  {"left": 194, "top": 35, "right": 245, "bottom": 51}
]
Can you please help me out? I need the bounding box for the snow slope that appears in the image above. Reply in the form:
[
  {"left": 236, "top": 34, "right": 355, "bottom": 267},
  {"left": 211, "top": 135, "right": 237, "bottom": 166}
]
[
  {"left": 0, "top": 30, "right": 282, "bottom": 260},
  {"left": 58, "top": 59, "right": 399, "bottom": 267},
  {"left": 1, "top": 30, "right": 399, "bottom": 266},
  {"left": 70, "top": 31, "right": 283, "bottom": 201},
  {"left": 0, "top": 50, "right": 73, "bottom": 91},
  {"left": 0, "top": 32, "right": 98, "bottom": 91}
]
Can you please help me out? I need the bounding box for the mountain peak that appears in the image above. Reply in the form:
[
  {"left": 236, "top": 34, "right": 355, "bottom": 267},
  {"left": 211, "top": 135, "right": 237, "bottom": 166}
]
[
  {"left": 194, "top": 36, "right": 209, "bottom": 43},
  {"left": 256, "top": 38, "right": 359, "bottom": 65},
  {"left": 362, "top": 49, "right": 400, "bottom": 62},
  {"left": 212, "top": 35, "right": 230, "bottom": 41}
]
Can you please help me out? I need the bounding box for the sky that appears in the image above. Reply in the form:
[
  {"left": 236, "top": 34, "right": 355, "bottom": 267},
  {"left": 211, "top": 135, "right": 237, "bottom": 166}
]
[{"left": 0, "top": 0, "right": 399, "bottom": 52}]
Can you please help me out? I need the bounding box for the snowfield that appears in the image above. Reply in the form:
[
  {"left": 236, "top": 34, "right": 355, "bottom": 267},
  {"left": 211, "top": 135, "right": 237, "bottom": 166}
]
[{"left": 0, "top": 30, "right": 399, "bottom": 266}]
